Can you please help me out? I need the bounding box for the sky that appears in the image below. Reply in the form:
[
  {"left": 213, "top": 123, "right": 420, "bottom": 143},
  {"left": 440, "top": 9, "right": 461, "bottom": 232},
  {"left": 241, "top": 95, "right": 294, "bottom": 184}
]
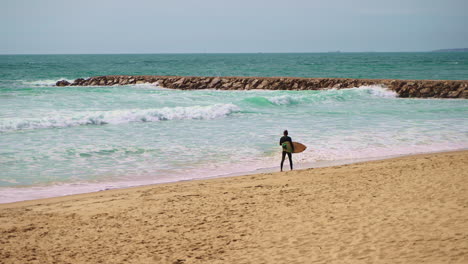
[{"left": 1, "top": 0, "right": 467, "bottom": 54}]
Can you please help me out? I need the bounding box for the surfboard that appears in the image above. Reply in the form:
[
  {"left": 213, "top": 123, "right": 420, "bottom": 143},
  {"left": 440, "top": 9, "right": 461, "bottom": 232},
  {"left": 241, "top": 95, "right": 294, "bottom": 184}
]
[
  {"left": 292, "top": 142, "right": 307, "bottom": 153},
  {"left": 282, "top": 142, "right": 307, "bottom": 153}
]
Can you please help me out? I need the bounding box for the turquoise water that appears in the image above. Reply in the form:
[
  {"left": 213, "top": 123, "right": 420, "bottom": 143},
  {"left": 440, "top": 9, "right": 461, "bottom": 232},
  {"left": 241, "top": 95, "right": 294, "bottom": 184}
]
[
  {"left": 2, "top": 52, "right": 468, "bottom": 82},
  {"left": 1, "top": 53, "right": 467, "bottom": 202}
]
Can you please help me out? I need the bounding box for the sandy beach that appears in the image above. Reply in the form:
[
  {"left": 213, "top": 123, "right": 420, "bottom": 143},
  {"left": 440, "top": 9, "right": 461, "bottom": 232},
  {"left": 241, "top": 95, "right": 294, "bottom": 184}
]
[{"left": 1, "top": 151, "right": 467, "bottom": 263}]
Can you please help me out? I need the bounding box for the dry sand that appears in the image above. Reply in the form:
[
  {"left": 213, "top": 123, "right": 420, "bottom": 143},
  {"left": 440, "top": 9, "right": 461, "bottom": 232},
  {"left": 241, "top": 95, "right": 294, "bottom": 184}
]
[{"left": 1, "top": 151, "right": 467, "bottom": 264}]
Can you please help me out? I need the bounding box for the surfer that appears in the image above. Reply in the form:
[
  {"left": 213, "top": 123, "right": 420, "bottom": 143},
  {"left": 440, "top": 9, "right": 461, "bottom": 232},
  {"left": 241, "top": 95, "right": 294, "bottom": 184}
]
[{"left": 279, "top": 130, "right": 294, "bottom": 171}]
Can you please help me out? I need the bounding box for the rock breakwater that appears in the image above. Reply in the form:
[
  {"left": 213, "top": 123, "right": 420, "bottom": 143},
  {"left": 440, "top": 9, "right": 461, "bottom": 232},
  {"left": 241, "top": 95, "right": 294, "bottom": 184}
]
[{"left": 56, "top": 75, "right": 468, "bottom": 98}]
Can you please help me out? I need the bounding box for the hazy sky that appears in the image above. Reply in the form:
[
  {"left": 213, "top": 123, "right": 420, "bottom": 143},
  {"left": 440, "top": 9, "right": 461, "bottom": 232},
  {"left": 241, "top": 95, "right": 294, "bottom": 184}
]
[{"left": 1, "top": 0, "right": 467, "bottom": 54}]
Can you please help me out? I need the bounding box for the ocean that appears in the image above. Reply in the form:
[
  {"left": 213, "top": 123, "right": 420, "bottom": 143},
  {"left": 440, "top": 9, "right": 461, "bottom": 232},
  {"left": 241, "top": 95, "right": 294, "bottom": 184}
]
[{"left": 1, "top": 53, "right": 467, "bottom": 203}]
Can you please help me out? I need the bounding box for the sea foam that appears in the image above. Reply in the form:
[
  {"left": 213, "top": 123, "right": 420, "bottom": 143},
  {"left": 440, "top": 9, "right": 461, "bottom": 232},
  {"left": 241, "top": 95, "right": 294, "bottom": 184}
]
[
  {"left": 243, "top": 85, "right": 397, "bottom": 107},
  {"left": 268, "top": 95, "right": 303, "bottom": 105},
  {"left": 21, "top": 78, "right": 76, "bottom": 87},
  {"left": 0, "top": 104, "right": 240, "bottom": 132},
  {"left": 356, "top": 85, "right": 398, "bottom": 98}
]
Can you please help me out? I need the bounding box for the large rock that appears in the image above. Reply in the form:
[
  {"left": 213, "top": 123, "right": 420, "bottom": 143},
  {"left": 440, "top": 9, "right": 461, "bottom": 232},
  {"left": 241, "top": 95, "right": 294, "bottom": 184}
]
[
  {"left": 257, "top": 80, "right": 269, "bottom": 89},
  {"left": 71, "top": 78, "right": 85, "bottom": 86},
  {"left": 56, "top": 80, "right": 70, "bottom": 86},
  {"left": 209, "top": 78, "right": 221, "bottom": 88}
]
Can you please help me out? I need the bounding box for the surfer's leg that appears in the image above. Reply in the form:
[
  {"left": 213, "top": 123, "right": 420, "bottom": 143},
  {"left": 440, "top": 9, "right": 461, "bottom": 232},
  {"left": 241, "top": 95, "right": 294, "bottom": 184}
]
[
  {"left": 281, "top": 151, "right": 286, "bottom": 171},
  {"left": 288, "top": 152, "right": 293, "bottom": 170}
]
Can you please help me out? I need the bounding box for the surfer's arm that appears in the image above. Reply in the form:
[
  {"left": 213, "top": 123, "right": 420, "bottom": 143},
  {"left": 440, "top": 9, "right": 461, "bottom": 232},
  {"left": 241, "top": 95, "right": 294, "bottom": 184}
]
[{"left": 289, "top": 139, "right": 294, "bottom": 152}]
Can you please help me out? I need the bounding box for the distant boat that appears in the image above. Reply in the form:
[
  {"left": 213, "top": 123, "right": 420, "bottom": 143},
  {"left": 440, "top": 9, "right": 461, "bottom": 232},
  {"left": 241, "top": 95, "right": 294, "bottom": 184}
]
[{"left": 327, "top": 50, "right": 341, "bottom": 53}]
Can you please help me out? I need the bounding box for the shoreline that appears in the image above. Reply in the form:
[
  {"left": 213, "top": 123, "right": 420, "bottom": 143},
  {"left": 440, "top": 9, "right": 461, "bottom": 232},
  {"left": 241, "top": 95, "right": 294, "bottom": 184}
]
[
  {"left": 2, "top": 149, "right": 466, "bottom": 207},
  {"left": 2, "top": 148, "right": 467, "bottom": 205},
  {"left": 1, "top": 150, "right": 467, "bottom": 263}
]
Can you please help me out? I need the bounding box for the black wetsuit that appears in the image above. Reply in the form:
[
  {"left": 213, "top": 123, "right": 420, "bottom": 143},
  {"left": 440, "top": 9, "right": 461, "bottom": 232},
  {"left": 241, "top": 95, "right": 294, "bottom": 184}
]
[{"left": 279, "top": 136, "right": 293, "bottom": 171}]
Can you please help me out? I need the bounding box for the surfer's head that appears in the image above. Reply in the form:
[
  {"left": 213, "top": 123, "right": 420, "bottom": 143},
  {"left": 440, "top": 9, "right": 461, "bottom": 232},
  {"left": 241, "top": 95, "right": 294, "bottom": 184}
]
[{"left": 283, "top": 130, "right": 288, "bottom": 136}]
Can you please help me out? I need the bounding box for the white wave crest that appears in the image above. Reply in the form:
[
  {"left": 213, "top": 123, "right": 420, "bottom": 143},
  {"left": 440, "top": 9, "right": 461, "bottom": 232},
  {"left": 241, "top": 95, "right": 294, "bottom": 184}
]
[
  {"left": 130, "top": 82, "right": 163, "bottom": 89},
  {"left": 21, "top": 78, "right": 76, "bottom": 87},
  {"left": 355, "top": 85, "right": 398, "bottom": 98},
  {"left": 326, "top": 85, "right": 397, "bottom": 99},
  {"left": 0, "top": 104, "right": 240, "bottom": 132},
  {"left": 268, "top": 95, "right": 302, "bottom": 105}
]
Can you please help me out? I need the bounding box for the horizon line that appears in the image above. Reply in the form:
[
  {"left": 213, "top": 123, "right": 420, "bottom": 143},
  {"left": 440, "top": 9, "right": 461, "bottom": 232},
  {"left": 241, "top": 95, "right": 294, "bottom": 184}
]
[{"left": 0, "top": 50, "right": 459, "bottom": 56}]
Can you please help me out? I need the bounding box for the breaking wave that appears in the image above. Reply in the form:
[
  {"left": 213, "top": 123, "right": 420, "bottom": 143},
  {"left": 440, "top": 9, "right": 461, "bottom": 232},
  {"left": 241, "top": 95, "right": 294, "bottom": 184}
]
[
  {"left": 20, "top": 78, "right": 76, "bottom": 87},
  {"left": 0, "top": 104, "right": 240, "bottom": 132},
  {"left": 268, "top": 95, "right": 304, "bottom": 105},
  {"left": 351, "top": 85, "right": 398, "bottom": 98},
  {"left": 243, "top": 95, "right": 304, "bottom": 106},
  {"left": 243, "top": 85, "right": 397, "bottom": 107}
]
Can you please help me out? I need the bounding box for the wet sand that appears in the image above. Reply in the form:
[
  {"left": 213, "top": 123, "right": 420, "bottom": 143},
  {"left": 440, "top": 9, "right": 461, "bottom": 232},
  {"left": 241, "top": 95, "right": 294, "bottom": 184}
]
[{"left": 1, "top": 151, "right": 467, "bottom": 263}]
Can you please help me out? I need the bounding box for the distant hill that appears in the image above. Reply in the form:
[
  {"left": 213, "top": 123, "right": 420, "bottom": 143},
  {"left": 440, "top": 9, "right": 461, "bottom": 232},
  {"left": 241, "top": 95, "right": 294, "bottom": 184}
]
[{"left": 432, "top": 48, "right": 468, "bottom": 52}]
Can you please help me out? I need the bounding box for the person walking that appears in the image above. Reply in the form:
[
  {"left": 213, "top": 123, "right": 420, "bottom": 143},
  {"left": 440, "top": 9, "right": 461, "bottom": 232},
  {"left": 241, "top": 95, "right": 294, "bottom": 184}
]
[{"left": 279, "top": 130, "right": 294, "bottom": 171}]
